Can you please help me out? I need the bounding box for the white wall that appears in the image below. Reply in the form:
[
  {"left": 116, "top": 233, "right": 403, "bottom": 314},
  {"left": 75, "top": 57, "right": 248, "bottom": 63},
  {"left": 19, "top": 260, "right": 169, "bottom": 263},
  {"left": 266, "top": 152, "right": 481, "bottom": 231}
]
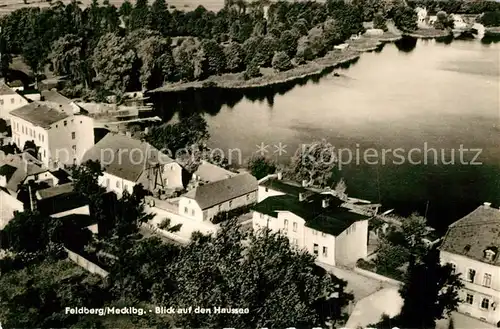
[
  {"left": 0, "top": 93, "right": 28, "bottom": 120},
  {"left": 178, "top": 197, "right": 203, "bottom": 221},
  {"left": 161, "top": 162, "right": 184, "bottom": 189},
  {"left": 24, "top": 171, "right": 58, "bottom": 187},
  {"left": 48, "top": 114, "right": 94, "bottom": 167},
  {"left": 99, "top": 172, "right": 135, "bottom": 197},
  {"left": 252, "top": 210, "right": 337, "bottom": 266},
  {"left": 440, "top": 250, "right": 500, "bottom": 325},
  {"left": 10, "top": 117, "right": 50, "bottom": 165},
  {"left": 0, "top": 190, "right": 24, "bottom": 230},
  {"left": 50, "top": 205, "right": 90, "bottom": 218},
  {"left": 257, "top": 185, "right": 285, "bottom": 202},
  {"left": 335, "top": 219, "right": 369, "bottom": 266}
]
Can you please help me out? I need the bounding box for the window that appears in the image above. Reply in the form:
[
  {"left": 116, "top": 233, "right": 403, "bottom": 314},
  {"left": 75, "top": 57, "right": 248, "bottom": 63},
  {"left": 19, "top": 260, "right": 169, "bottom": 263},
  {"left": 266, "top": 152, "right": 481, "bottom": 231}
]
[
  {"left": 80, "top": 121, "right": 82, "bottom": 124},
  {"left": 448, "top": 262, "right": 457, "bottom": 274},
  {"left": 292, "top": 238, "right": 298, "bottom": 246},
  {"left": 55, "top": 124, "right": 58, "bottom": 128},
  {"left": 64, "top": 120, "right": 67, "bottom": 126},
  {"left": 10, "top": 98, "right": 14, "bottom": 104},
  {"left": 284, "top": 219, "right": 288, "bottom": 232},
  {"left": 313, "top": 243, "right": 318, "bottom": 255},
  {"left": 0, "top": 99, "right": 3, "bottom": 105},
  {"left": 163, "top": 178, "right": 168, "bottom": 186},
  {"left": 191, "top": 209, "right": 195, "bottom": 216},
  {"left": 43, "top": 150, "right": 46, "bottom": 158},
  {"left": 483, "top": 273, "right": 492, "bottom": 287},
  {"left": 352, "top": 222, "right": 356, "bottom": 231},
  {"left": 260, "top": 213, "right": 263, "bottom": 219},
  {"left": 322, "top": 233, "right": 326, "bottom": 237},
  {"left": 481, "top": 298, "right": 489, "bottom": 310},
  {"left": 106, "top": 178, "right": 110, "bottom": 187},
  {"left": 229, "top": 200, "right": 233, "bottom": 207},
  {"left": 22, "top": 126, "right": 24, "bottom": 133},
  {"left": 72, "top": 145, "right": 76, "bottom": 153},
  {"left": 293, "top": 222, "right": 297, "bottom": 232},
  {"left": 322, "top": 246, "right": 328, "bottom": 257},
  {"left": 116, "top": 180, "right": 121, "bottom": 188},
  {"left": 123, "top": 184, "right": 127, "bottom": 191},
  {"left": 184, "top": 207, "right": 188, "bottom": 214},
  {"left": 71, "top": 119, "right": 74, "bottom": 123},
  {"left": 265, "top": 187, "right": 269, "bottom": 192},
  {"left": 71, "top": 132, "right": 76, "bottom": 139},
  {"left": 346, "top": 227, "right": 350, "bottom": 235},
  {"left": 312, "top": 229, "right": 318, "bottom": 235},
  {"left": 467, "top": 269, "right": 476, "bottom": 282},
  {"left": 466, "top": 294, "right": 474, "bottom": 305}
]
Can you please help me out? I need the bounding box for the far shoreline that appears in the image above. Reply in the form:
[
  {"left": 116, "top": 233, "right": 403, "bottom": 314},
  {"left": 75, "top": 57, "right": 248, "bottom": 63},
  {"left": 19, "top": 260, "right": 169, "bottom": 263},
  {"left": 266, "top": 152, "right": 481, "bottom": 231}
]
[{"left": 148, "top": 30, "right": 465, "bottom": 95}]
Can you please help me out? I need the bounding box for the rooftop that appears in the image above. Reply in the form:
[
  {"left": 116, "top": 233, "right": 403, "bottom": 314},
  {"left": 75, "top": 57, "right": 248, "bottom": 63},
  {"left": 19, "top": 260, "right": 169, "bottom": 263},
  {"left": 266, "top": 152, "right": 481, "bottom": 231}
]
[
  {"left": 260, "top": 177, "right": 315, "bottom": 198},
  {"left": 0, "top": 152, "right": 48, "bottom": 192},
  {"left": 0, "top": 82, "right": 17, "bottom": 96},
  {"left": 9, "top": 102, "right": 69, "bottom": 128},
  {"left": 193, "top": 160, "right": 236, "bottom": 183},
  {"left": 36, "top": 182, "right": 75, "bottom": 200},
  {"left": 184, "top": 173, "right": 258, "bottom": 209},
  {"left": 440, "top": 204, "right": 500, "bottom": 266},
  {"left": 82, "top": 133, "right": 174, "bottom": 182},
  {"left": 253, "top": 194, "right": 369, "bottom": 236}
]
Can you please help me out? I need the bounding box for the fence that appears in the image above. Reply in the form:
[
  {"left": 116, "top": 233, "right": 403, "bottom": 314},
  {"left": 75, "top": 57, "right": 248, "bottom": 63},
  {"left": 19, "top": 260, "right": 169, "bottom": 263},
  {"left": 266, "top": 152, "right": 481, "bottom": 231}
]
[{"left": 64, "top": 247, "right": 109, "bottom": 278}]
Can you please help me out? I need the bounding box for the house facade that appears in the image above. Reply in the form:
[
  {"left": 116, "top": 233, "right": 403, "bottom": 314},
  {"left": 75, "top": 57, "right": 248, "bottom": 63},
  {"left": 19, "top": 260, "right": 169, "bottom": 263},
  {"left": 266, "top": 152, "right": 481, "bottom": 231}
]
[
  {"left": 82, "top": 133, "right": 183, "bottom": 197},
  {"left": 10, "top": 102, "right": 95, "bottom": 168},
  {"left": 252, "top": 192, "right": 370, "bottom": 267},
  {"left": 178, "top": 173, "right": 258, "bottom": 222},
  {"left": 439, "top": 202, "right": 500, "bottom": 326},
  {"left": 0, "top": 82, "right": 29, "bottom": 120}
]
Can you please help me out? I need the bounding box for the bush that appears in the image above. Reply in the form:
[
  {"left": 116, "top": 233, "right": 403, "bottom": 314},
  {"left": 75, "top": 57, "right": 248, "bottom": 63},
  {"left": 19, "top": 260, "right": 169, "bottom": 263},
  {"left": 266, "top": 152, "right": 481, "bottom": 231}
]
[
  {"left": 356, "top": 258, "right": 376, "bottom": 271},
  {"left": 272, "top": 51, "right": 293, "bottom": 72}
]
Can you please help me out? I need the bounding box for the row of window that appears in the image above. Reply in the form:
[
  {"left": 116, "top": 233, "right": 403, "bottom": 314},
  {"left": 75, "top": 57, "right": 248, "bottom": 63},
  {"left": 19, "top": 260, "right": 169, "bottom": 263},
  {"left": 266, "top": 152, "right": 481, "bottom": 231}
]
[
  {"left": 465, "top": 293, "right": 493, "bottom": 311},
  {"left": 459, "top": 267, "right": 493, "bottom": 288},
  {"left": 283, "top": 219, "right": 298, "bottom": 232},
  {"left": 105, "top": 178, "right": 129, "bottom": 192},
  {"left": 0, "top": 97, "right": 22, "bottom": 105},
  {"left": 346, "top": 223, "right": 356, "bottom": 235},
  {"left": 313, "top": 243, "right": 328, "bottom": 257}
]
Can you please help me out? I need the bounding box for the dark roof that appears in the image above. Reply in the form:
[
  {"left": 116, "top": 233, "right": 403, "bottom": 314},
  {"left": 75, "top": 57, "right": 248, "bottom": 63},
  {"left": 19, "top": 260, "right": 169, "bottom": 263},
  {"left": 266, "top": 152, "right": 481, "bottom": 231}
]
[
  {"left": 50, "top": 168, "right": 72, "bottom": 184},
  {"left": 253, "top": 194, "right": 369, "bottom": 236},
  {"left": 184, "top": 173, "right": 258, "bottom": 209},
  {"left": 260, "top": 178, "right": 314, "bottom": 197},
  {"left": 9, "top": 102, "right": 69, "bottom": 128},
  {"left": 440, "top": 204, "right": 500, "bottom": 266},
  {"left": 0, "top": 164, "right": 17, "bottom": 181},
  {"left": 0, "top": 82, "right": 17, "bottom": 96},
  {"left": 36, "top": 182, "right": 74, "bottom": 200},
  {"left": 82, "top": 133, "right": 174, "bottom": 182}
]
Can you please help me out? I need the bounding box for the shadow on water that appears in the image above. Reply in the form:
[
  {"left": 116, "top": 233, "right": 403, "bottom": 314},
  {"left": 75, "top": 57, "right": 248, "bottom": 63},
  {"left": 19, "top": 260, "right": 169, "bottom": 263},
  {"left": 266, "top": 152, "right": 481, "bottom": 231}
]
[
  {"left": 148, "top": 57, "right": 360, "bottom": 121},
  {"left": 481, "top": 33, "right": 500, "bottom": 44},
  {"left": 395, "top": 35, "right": 417, "bottom": 52},
  {"left": 436, "top": 34, "right": 454, "bottom": 44}
]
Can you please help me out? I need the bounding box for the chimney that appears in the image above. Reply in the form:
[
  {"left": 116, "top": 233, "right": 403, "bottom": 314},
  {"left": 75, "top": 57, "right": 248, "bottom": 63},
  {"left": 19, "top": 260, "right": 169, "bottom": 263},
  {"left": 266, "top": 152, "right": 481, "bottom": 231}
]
[
  {"left": 302, "top": 179, "right": 307, "bottom": 187},
  {"left": 144, "top": 127, "right": 150, "bottom": 134},
  {"left": 322, "top": 198, "right": 329, "bottom": 208},
  {"left": 299, "top": 193, "right": 305, "bottom": 201},
  {"left": 277, "top": 172, "right": 282, "bottom": 180},
  {"left": 483, "top": 202, "right": 491, "bottom": 208}
]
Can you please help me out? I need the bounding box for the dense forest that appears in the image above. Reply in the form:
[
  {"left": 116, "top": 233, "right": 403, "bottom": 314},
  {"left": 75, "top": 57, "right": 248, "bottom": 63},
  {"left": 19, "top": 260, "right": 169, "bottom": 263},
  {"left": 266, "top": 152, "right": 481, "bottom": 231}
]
[{"left": 0, "top": 0, "right": 499, "bottom": 100}]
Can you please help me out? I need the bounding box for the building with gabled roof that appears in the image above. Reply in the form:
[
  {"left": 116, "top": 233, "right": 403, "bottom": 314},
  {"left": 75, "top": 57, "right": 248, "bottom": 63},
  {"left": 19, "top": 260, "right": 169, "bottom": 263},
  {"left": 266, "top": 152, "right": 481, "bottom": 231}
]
[
  {"left": 178, "top": 172, "right": 258, "bottom": 222},
  {"left": 81, "top": 132, "right": 183, "bottom": 197},
  {"left": 439, "top": 202, "right": 500, "bottom": 326},
  {"left": 0, "top": 81, "right": 29, "bottom": 120},
  {"left": 253, "top": 181, "right": 373, "bottom": 267},
  {"left": 10, "top": 100, "right": 94, "bottom": 168}
]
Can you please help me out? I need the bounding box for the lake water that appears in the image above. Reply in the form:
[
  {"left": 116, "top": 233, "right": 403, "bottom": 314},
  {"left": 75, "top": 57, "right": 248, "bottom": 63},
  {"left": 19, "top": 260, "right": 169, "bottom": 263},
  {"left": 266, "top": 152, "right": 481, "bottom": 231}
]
[{"left": 150, "top": 37, "right": 500, "bottom": 231}]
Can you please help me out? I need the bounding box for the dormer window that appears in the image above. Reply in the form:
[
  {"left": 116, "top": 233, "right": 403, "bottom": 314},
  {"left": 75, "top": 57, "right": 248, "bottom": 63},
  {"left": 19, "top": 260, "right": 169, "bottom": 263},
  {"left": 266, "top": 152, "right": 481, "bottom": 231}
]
[{"left": 484, "top": 247, "right": 497, "bottom": 261}]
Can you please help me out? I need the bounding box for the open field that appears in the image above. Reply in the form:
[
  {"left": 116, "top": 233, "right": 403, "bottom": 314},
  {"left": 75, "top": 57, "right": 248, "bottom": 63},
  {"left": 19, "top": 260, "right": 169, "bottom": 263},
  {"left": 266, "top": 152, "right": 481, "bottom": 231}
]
[{"left": 1, "top": 0, "right": 228, "bottom": 15}]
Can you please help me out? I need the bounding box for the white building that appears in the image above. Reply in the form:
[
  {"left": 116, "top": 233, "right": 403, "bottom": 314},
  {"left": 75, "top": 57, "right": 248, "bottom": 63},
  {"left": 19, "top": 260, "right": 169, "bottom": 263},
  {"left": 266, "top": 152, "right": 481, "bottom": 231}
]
[
  {"left": 439, "top": 202, "right": 500, "bottom": 326},
  {"left": 178, "top": 173, "right": 258, "bottom": 222},
  {"left": 81, "top": 133, "right": 184, "bottom": 197},
  {"left": 191, "top": 160, "right": 236, "bottom": 183},
  {"left": 0, "top": 82, "right": 29, "bottom": 120},
  {"left": 252, "top": 192, "right": 370, "bottom": 267},
  {"left": 9, "top": 101, "right": 94, "bottom": 168}
]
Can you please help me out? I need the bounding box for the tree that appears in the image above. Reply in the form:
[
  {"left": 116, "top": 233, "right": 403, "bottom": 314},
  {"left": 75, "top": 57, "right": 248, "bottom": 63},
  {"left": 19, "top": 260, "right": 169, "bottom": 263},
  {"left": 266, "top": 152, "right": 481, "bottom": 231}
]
[
  {"left": 242, "top": 36, "right": 263, "bottom": 65},
  {"left": 147, "top": 113, "right": 210, "bottom": 156},
  {"left": 334, "top": 178, "right": 347, "bottom": 197},
  {"left": 150, "top": 0, "right": 172, "bottom": 35},
  {"left": 129, "top": 0, "right": 151, "bottom": 30},
  {"left": 91, "top": 33, "right": 138, "bottom": 95},
  {"left": 0, "top": 32, "right": 12, "bottom": 78},
  {"left": 153, "top": 220, "right": 353, "bottom": 328},
  {"left": 247, "top": 155, "right": 276, "bottom": 179},
  {"left": 21, "top": 39, "right": 46, "bottom": 88},
  {"left": 244, "top": 58, "right": 261, "bottom": 79},
  {"left": 271, "top": 51, "right": 292, "bottom": 72},
  {"left": 255, "top": 35, "right": 278, "bottom": 67},
  {"left": 288, "top": 139, "right": 337, "bottom": 188},
  {"left": 373, "top": 12, "right": 388, "bottom": 31},
  {"left": 479, "top": 11, "right": 500, "bottom": 27},
  {"left": 23, "top": 140, "right": 38, "bottom": 158},
  {"left": 393, "top": 5, "right": 417, "bottom": 32},
  {"left": 137, "top": 36, "right": 176, "bottom": 90},
  {"left": 119, "top": 0, "right": 133, "bottom": 28},
  {"left": 278, "top": 30, "right": 298, "bottom": 58},
  {"left": 434, "top": 11, "right": 454, "bottom": 30},
  {"left": 398, "top": 249, "right": 463, "bottom": 328},
  {"left": 193, "top": 39, "right": 226, "bottom": 80},
  {"left": 223, "top": 41, "right": 245, "bottom": 73},
  {"left": 50, "top": 34, "right": 90, "bottom": 87}
]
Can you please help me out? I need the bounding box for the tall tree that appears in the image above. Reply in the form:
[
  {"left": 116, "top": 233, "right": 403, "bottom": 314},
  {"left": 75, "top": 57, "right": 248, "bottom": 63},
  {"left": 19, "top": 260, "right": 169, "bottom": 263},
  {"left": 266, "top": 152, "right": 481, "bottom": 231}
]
[
  {"left": 129, "top": 0, "right": 151, "bottom": 30},
  {"left": 150, "top": 0, "right": 172, "bottom": 35},
  {"left": 398, "top": 249, "right": 463, "bottom": 328},
  {"left": 50, "top": 34, "right": 90, "bottom": 87}
]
